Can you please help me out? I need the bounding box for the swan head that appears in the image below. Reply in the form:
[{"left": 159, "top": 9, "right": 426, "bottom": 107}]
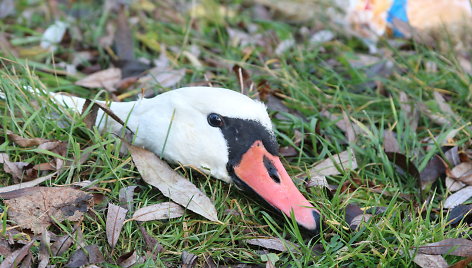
[{"left": 139, "top": 87, "right": 320, "bottom": 233}]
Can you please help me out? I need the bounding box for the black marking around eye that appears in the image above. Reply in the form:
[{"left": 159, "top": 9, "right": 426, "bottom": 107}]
[{"left": 218, "top": 117, "right": 279, "bottom": 167}]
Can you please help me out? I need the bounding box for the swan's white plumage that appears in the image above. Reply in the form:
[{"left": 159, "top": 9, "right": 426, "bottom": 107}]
[{"left": 51, "top": 87, "right": 273, "bottom": 183}]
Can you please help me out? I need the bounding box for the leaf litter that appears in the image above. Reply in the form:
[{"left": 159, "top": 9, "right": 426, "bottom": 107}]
[
  {"left": 2, "top": 187, "right": 92, "bottom": 234},
  {"left": 126, "top": 142, "right": 219, "bottom": 222}
]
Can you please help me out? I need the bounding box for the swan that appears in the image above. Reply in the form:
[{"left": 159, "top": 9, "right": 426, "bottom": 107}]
[{"left": 46, "top": 86, "right": 321, "bottom": 233}]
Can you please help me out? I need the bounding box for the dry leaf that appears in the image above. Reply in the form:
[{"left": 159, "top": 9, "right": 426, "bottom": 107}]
[
  {"left": 444, "top": 186, "right": 472, "bottom": 209},
  {"left": 132, "top": 202, "right": 185, "bottom": 221},
  {"left": 0, "top": 240, "right": 34, "bottom": 268},
  {"left": 117, "top": 251, "right": 140, "bottom": 268},
  {"left": 399, "top": 92, "right": 419, "bottom": 132},
  {"left": 447, "top": 204, "right": 472, "bottom": 226},
  {"left": 0, "top": 172, "right": 56, "bottom": 193},
  {"left": 418, "top": 238, "right": 472, "bottom": 257},
  {"left": 38, "top": 232, "right": 50, "bottom": 268},
  {"left": 106, "top": 203, "right": 128, "bottom": 248},
  {"left": 0, "top": 153, "right": 32, "bottom": 181},
  {"left": 75, "top": 68, "right": 122, "bottom": 92},
  {"left": 232, "top": 64, "right": 253, "bottom": 96},
  {"left": 66, "top": 245, "right": 104, "bottom": 267},
  {"left": 119, "top": 185, "right": 138, "bottom": 212},
  {"left": 126, "top": 143, "right": 219, "bottom": 222},
  {"left": 308, "top": 149, "right": 358, "bottom": 179},
  {"left": 383, "top": 130, "right": 400, "bottom": 153},
  {"left": 451, "top": 256, "right": 472, "bottom": 268},
  {"left": 51, "top": 234, "right": 74, "bottom": 256},
  {"left": 450, "top": 163, "right": 472, "bottom": 185},
  {"left": 345, "top": 204, "right": 372, "bottom": 230},
  {"left": 4, "top": 187, "right": 92, "bottom": 234},
  {"left": 182, "top": 251, "right": 198, "bottom": 268},
  {"left": 138, "top": 224, "right": 164, "bottom": 252},
  {"left": 245, "top": 238, "right": 298, "bottom": 252},
  {"left": 6, "top": 130, "right": 49, "bottom": 147},
  {"left": 446, "top": 177, "right": 466, "bottom": 192},
  {"left": 420, "top": 155, "right": 446, "bottom": 190},
  {"left": 433, "top": 92, "right": 460, "bottom": 121},
  {"left": 413, "top": 253, "right": 448, "bottom": 268}
]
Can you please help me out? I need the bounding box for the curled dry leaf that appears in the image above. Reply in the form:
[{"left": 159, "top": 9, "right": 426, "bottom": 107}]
[
  {"left": 449, "top": 163, "right": 472, "bottom": 185},
  {"left": 420, "top": 155, "right": 446, "bottom": 191},
  {"left": 345, "top": 204, "right": 372, "bottom": 230},
  {"left": 6, "top": 130, "right": 49, "bottom": 147},
  {"left": 182, "top": 251, "right": 198, "bottom": 268},
  {"left": 0, "top": 153, "right": 33, "bottom": 181},
  {"left": 132, "top": 202, "right": 185, "bottom": 221},
  {"left": 126, "top": 143, "right": 219, "bottom": 222},
  {"left": 75, "top": 68, "right": 122, "bottom": 92},
  {"left": 3, "top": 187, "right": 92, "bottom": 234},
  {"left": 51, "top": 234, "right": 74, "bottom": 256},
  {"left": 417, "top": 238, "right": 472, "bottom": 257},
  {"left": 0, "top": 240, "right": 34, "bottom": 268},
  {"left": 245, "top": 238, "right": 298, "bottom": 252},
  {"left": 66, "top": 245, "right": 104, "bottom": 268},
  {"left": 106, "top": 203, "right": 128, "bottom": 248},
  {"left": 117, "top": 251, "right": 140, "bottom": 268}
]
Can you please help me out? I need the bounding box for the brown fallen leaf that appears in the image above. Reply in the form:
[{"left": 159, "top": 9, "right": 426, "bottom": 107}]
[
  {"left": 6, "top": 130, "right": 49, "bottom": 147},
  {"left": 448, "top": 163, "right": 472, "bottom": 185},
  {"left": 138, "top": 224, "right": 164, "bottom": 253},
  {"left": 126, "top": 143, "right": 219, "bottom": 222},
  {"left": 385, "top": 152, "right": 420, "bottom": 179},
  {"left": 413, "top": 253, "right": 448, "bottom": 268},
  {"left": 446, "top": 177, "right": 466, "bottom": 192},
  {"left": 81, "top": 99, "right": 100, "bottom": 130},
  {"left": 0, "top": 153, "right": 33, "bottom": 181},
  {"left": 383, "top": 130, "right": 400, "bottom": 153},
  {"left": 420, "top": 155, "right": 447, "bottom": 190},
  {"left": 417, "top": 238, "right": 472, "bottom": 257},
  {"left": 75, "top": 68, "right": 122, "bottom": 92},
  {"left": 232, "top": 64, "right": 254, "bottom": 96},
  {"left": 4, "top": 187, "right": 92, "bottom": 234},
  {"left": 345, "top": 204, "right": 372, "bottom": 230},
  {"left": 132, "top": 202, "right": 185, "bottom": 222},
  {"left": 117, "top": 251, "right": 140, "bottom": 268},
  {"left": 66, "top": 244, "right": 104, "bottom": 267},
  {"left": 245, "top": 238, "right": 298, "bottom": 252},
  {"left": 0, "top": 240, "right": 34, "bottom": 268},
  {"left": 51, "top": 234, "right": 74, "bottom": 256},
  {"left": 182, "top": 251, "right": 198, "bottom": 268},
  {"left": 106, "top": 203, "right": 128, "bottom": 248},
  {"left": 450, "top": 256, "right": 472, "bottom": 268}
]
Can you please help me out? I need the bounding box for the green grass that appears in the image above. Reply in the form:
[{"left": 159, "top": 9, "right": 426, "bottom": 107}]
[{"left": 1, "top": 1, "right": 472, "bottom": 267}]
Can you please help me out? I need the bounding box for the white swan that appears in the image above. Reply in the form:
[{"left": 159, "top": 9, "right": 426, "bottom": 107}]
[{"left": 49, "top": 87, "right": 321, "bottom": 232}]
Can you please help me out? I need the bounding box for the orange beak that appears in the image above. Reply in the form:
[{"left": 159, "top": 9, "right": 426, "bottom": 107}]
[{"left": 233, "top": 140, "right": 320, "bottom": 232}]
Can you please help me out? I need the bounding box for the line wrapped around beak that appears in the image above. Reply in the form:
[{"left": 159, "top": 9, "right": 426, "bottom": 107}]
[{"left": 233, "top": 140, "right": 320, "bottom": 232}]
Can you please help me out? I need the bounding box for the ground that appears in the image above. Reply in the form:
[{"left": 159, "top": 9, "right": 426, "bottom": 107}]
[{"left": 0, "top": 0, "right": 472, "bottom": 267}]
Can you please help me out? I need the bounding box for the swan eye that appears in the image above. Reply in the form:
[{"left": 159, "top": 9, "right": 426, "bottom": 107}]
[{"left": 207, "top": 113, "right": 224, "bottom": 127}]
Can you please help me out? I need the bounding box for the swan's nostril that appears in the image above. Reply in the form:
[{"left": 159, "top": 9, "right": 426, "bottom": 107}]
[{"left": 263, "top": 155, "right": 280, "bottom": 183}]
